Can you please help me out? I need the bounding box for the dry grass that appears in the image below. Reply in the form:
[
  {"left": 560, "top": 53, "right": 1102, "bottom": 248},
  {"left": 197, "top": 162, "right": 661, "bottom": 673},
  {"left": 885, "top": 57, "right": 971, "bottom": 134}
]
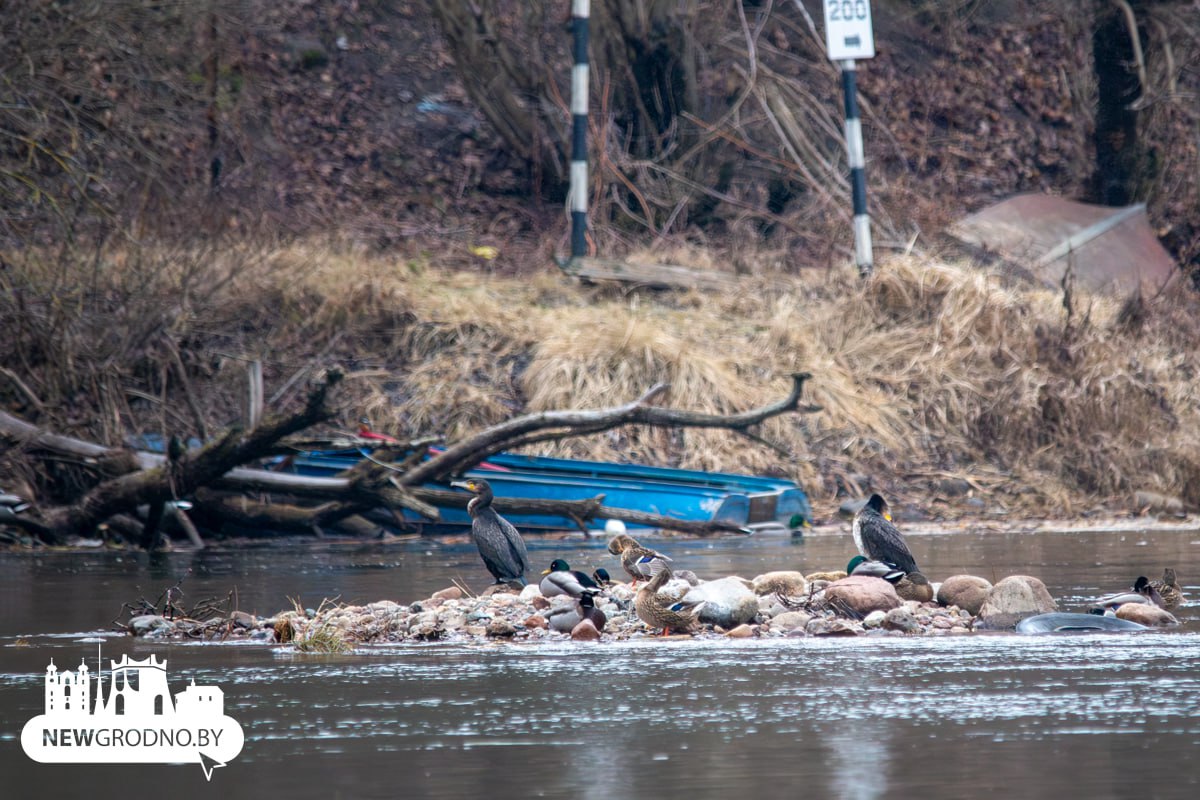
[{"left": 4, "top": 239, "right": 1200, "bottom": 519}]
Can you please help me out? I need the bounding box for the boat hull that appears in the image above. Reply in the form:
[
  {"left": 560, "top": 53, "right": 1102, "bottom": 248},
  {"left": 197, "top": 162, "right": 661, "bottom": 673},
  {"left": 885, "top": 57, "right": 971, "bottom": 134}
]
[{"left": 278, "top": 450, "right": 775, "bottom": 530}]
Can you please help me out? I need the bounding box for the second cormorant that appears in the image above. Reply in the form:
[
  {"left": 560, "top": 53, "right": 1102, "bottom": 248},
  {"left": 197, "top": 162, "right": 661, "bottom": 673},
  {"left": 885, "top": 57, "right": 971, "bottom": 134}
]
[
  {"left": 851, "top": 493, "right": 919, "bottom": 575},
  {"left": 451, "top": 478, "right": 529, "bottom": 586}
]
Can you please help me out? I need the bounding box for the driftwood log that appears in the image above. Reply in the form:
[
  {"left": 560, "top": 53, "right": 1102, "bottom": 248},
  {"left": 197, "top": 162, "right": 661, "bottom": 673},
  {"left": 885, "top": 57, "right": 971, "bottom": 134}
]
[{"left": 0, "top": 371, "right": 820, "bottom": 547}]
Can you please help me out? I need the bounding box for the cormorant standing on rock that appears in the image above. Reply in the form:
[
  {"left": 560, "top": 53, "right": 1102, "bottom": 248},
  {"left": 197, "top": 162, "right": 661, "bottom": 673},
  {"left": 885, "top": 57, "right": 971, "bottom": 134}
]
[
  {"left": 451, "top": 478, "right": 529, "bottom": 586},
  {"left": 851, "top": 494, "right": 919, "bottom": 575}
]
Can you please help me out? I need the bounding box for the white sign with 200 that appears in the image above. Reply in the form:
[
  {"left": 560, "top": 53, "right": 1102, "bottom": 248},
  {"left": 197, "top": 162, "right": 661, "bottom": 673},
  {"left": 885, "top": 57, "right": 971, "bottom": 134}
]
[{"left": 823, "top": 0, "right": 875, "bottom": 61}]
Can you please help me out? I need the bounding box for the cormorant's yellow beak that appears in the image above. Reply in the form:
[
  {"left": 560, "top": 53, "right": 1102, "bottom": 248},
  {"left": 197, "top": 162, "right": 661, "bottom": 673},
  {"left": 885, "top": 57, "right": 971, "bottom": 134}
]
[{"left": 884, "top": 512, "right": 893, "bottom": 522}]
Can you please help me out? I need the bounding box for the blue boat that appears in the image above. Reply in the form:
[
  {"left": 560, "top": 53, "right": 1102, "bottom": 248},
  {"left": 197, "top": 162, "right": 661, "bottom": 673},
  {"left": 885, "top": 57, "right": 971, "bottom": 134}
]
[
  {"left": 476, "top": 450, "right": 810, "bottom": 527},
  {"left": 130, "top": 434, "right": 805, "bottom": 532},
  {"left": 277, "top": 448, "right": 806, "bottom": 531}
]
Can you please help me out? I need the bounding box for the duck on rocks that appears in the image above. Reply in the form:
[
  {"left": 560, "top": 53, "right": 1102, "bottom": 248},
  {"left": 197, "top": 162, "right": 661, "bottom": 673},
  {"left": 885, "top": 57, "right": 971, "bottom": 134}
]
[
  {"left": 607, "top": 532, "right": 672, "bottom": 585},
  {"left": 547, "top": 593, "right": 607, "bottom": 633},
  {"left": 851, "top": 494, "right": 919, "bottom": 575},
  {"left": 539, "top": 559, "right": 602, "bottom": 599},
  {"left": 635, "top": 563, "right": 705, "bottom": 635},
  {"left": 451, "top": 478, "right": 529, "bottom": 587},
  {"left": 1093, "top": 576, "right": 1163, "bottom": 610},
  {"left": 846, "top": 555, "right": 933, "bottom": 603},
  {"left": 847, "top": 555, "right": 906, "bottom": 583},
  {"left": 1150, "top": 568, "right": 1183, "bottom": 610}
]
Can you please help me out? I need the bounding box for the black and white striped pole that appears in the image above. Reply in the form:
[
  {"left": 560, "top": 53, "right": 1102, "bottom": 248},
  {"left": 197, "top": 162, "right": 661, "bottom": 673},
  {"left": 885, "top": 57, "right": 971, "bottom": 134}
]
[
  {"left": 823, "top": 0, "right": 876, "bottom": 277},
  {"left": 569, "top": 0, "right": 590, "bottom": 260},
  {"left": 841, "top": 60, "right": 872, "bottom": 276}
]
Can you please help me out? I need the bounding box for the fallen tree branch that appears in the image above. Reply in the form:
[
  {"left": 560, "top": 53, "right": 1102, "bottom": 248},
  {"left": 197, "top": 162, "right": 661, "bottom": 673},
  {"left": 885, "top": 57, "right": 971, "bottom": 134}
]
[
  {"left": 409, "top": 372, "right": 819, "bottom": 484},
  {"left": 2, "top": 370, "right": 818, "bottom": 544},
  {"left": 0, "top": 369, "right": 343, "bottom": 545}
]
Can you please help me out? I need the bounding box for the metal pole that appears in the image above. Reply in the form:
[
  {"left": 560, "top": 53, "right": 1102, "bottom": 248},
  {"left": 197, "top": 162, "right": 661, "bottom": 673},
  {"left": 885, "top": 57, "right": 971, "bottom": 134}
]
[
  {"left": 569, "top": 0, "right": 590, "bottom": 259},
  {"left": 840, "top": 59, "right": 873, "bottom": 276}
]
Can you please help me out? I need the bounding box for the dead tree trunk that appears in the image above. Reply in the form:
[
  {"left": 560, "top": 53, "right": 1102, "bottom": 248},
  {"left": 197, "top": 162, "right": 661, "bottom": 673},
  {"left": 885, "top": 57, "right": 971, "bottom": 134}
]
[{"left": 0, "top": 369, "right": 343, "bottom": 545}]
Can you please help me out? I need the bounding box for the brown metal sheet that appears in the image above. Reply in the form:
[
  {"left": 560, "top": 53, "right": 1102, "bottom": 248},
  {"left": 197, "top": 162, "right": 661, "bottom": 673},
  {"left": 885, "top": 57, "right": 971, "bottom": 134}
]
[{"left": 948, "top": 193, "right": 1176, "bottom": 292}]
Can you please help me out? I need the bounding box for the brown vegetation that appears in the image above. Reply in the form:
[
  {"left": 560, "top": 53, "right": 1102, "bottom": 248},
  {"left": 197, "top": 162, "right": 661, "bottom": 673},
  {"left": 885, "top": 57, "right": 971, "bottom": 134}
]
[
  {"left": 3, "top": 2, "right": 1200, "bottom": 539},
  {"left": 4, "top": 241, "right": 1200, "bottom": 536}
]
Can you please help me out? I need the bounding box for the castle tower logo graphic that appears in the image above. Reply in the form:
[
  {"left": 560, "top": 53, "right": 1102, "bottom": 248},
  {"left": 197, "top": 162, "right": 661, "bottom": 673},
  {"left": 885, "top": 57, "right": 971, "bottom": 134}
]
[{"left": 21, "top": 646, "right": 244, "bottom": 780}]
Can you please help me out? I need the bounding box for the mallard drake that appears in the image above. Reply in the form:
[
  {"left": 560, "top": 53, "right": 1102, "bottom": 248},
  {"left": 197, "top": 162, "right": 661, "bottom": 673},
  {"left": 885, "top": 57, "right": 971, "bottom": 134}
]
[
  {"left": 1150, "top": 568, "right": 1183, "bottom": 610},
  {"left": 539, "top": 559, "right": 601, "bottom": 598},
  {"left": 607, "top": 532, "right": 672, "bottom": 584},
  {"left": 634, "top": 563, "right": 705, "bottom": 635},
  {"left": 846, "top": 555, "right": 932, "bottom": 602},
  {"left": 450, "top": 478, "right": 529, "bottom": 586},
  {"left": 547, "top": 593, "right": 607, "bottom": 633},
  {"left": 592, "top": 567, "right": 613, "bottom": 588},
  {"left": 1093, "top": 576, "right": 1161, "bottom": 610},
  {"left": 847, "top": 555, "right": 905, "bottom": 583},
  {"left": 851, "top": 494, "right": 919, "bottom": 575}
]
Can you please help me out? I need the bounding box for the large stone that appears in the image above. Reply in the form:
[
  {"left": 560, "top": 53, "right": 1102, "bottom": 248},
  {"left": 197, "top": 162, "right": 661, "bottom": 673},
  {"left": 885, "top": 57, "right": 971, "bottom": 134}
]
[
  {"left": 806, "top": 617, "right": 863, "bottom": 636},
  {"left": 231, "top": 610, "right": 258, "bottom": 629},
  {"left": 975, "top": 575, "right": 1057, "bottom": 629},
  {"left": 570, "top": 620, "right": 602, "bottom": 641},
  {"left": 882, "top": 607, "right": 921, "bottom": 633},
  {"left": 485, "top": 619, "right": 517, "bottom": 637},
  {"left": 127, "top": 615, "right": 174, "bottom": 637},
  {"left": 431, "top": 586, "right": 463, "bottom": 602},
  {"left": 1115, "top": 603, "right": 1179, "bottom": 627},
  {"left": 439, "top": 612, "right": 467, "bottom": 631},
  {"left": 805, "top": 570, "right": 847, "bottom": 583},
  {"left": 686, "top": 576, "right": 760, "bottom": 628},
  {"left": 936, "top": 575, "right": 993, "bottom": 616},
  {"left": 862, "top": 610, "right": 887, "bottom": 629},
  {"left": 752, "top": 571, "right": 809, "bottom": 597},
  {"left": 768, "top": 611, "right": 812, "bottom": 632},
  {"left": 823, "top": 575, "right": 902, "bottom": 617}
]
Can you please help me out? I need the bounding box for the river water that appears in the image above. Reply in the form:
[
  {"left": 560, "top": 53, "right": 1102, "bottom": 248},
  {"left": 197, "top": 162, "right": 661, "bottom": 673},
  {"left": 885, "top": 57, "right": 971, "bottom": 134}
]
[{"left": 2, "top": 523, "right": 1199, "bottom": 799}]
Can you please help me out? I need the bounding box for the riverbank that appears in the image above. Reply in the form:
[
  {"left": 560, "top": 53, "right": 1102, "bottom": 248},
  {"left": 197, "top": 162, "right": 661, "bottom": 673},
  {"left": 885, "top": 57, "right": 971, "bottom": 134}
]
[{"left": 4, "top": 241, "right": 1200, "bottom": 543}]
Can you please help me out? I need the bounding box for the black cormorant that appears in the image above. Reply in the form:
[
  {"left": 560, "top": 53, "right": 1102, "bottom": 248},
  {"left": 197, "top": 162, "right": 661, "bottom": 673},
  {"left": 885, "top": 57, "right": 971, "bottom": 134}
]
[
  {"left": 451, "top": 478, "right": 529, "bottom": 586},
  {"left": 851, "top": 494, "right": 919, "bottom": 575}
]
